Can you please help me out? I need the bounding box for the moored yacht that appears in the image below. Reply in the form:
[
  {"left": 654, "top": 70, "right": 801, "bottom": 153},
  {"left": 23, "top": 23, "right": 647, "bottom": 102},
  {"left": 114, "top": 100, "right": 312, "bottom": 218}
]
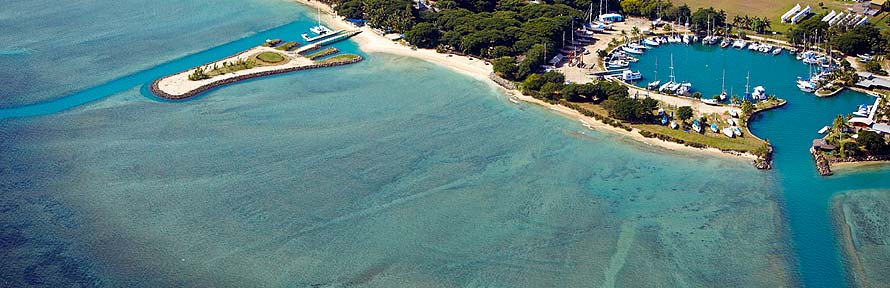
[
  {"left": 621, "top": 70, "right": 642, "bottom": 82},
  {"left": 647, "top": 80, "right": 661, "bottom": 90}
]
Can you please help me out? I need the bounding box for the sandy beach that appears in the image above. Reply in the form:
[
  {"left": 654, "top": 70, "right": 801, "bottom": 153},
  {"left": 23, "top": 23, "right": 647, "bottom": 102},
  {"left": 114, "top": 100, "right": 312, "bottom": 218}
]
[{"left": 291, "top": 0, "right": 756, "bottom": 160}]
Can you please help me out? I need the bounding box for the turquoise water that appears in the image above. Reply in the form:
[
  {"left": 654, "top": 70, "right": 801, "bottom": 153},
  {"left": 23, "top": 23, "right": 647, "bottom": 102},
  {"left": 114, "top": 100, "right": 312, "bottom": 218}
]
[
  {"left": 631, "top": 45, "right": 890, "bottom": 287},
  {"left": 0, "top": 4, "right": 792, "bottom": 286},
  {"left": 0, "top": 54, "right": 790, "bottom": 286},
  {"left": 0, "top": 0, "right": 300, "bottom": 107},
  {"left": 0, "top": 1, "right": 886, "bottom": 286}
]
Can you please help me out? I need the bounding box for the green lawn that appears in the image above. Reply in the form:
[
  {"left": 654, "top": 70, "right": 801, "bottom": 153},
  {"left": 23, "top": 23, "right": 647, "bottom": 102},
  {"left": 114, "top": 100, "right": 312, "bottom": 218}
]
[
  {"left": 305, "top": 48, "right": 339, "bottom": 60},
  {"left": 570, "top": 101, "right": 767, "bottom": 153},
  {"left": 255, "top": 51, "right": 286, "bottom": 63},
  {"left": 635, "top": 124, "right": 766, "bottom": 152},
  {"left": 276, "top": 41, "right": 299, "bottom": 51},
  {"left": 679, "top": 0, "right": 853, "bottom": 34},
  {"left": 315, "top": 54, "right": 361, "bottom": 64}
]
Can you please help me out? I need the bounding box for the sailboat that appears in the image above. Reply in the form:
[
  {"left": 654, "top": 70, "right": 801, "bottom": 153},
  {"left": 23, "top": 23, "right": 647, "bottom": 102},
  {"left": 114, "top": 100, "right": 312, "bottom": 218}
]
[
  {"left": 720, "top": 70, "right": 727, "bottom": 100},
  {"left": 659, "top": 55, "right": 676, "bottom": 93},
  {"left": 744, "top": 71, "right": 751, "bottom": 101},
  {"left": 647, "top": 58, "right": 661, "bottom": 90}
]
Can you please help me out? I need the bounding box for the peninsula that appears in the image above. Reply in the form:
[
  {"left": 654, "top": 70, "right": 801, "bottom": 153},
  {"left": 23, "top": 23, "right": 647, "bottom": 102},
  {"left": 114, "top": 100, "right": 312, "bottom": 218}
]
[{"left": 151, "top": 36, "right": 362, "bottom": 100}]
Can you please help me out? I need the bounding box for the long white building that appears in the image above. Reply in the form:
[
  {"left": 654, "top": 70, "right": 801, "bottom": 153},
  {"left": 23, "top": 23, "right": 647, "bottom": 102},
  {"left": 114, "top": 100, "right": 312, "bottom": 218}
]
[
  {"left": 821, "top": 11, "right": 837, "bottom": 22},
  {"left": 782, "top": 4, "right": 802, "bottom": 23},
  {"left": 790, "top": 6, "right": 811, "bottom": 24}
]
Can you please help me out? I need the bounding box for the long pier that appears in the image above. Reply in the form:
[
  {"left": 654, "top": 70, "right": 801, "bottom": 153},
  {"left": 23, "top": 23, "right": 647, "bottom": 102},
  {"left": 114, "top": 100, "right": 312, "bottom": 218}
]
[{"left": 295, "top": 29, "right": 362, "bottom": 54}]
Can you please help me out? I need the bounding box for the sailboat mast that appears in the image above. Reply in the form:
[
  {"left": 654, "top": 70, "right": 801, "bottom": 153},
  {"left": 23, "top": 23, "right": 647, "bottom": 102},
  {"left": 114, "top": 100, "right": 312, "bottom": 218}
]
[
  {"left": 669, "top": 54, "right": 675, "bottom": 83},
  {"left": 655, "top": 58, "right": 658, "bottom": 81},
  {"left": 722, "top": 70, "right": 726, "bottom": 93}
]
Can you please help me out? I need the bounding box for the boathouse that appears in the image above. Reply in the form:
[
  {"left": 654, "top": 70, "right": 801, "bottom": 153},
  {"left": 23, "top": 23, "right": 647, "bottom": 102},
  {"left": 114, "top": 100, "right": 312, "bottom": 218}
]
[
  {"left": 812, "top": 139, "right": 836, "bottom": 151},
  {"left": 856, "top": 72, "right": 890, "bottom": 90}
]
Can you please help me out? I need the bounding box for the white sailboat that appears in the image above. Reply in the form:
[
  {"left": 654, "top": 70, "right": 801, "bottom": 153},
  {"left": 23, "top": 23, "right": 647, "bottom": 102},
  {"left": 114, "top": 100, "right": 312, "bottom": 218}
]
[
  {"left": 660, "top": 55, "right": 676, "bottom": 93},
  {"left": 647, "top": 58, "right": 660, "bottom": 90},
  {"left": 720, "top": 70, "right": 727, "bottom": 101}
]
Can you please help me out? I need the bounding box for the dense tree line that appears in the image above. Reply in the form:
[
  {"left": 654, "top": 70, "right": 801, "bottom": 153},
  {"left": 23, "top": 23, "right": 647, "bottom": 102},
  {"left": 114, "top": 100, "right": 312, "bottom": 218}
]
[{"left": 788, "top": 14, "right": 888, "bottom": 55}]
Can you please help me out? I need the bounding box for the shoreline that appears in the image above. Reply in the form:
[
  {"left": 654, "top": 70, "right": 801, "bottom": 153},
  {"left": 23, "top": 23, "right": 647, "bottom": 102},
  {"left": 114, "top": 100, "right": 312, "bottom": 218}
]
[
  {"left": 831, "top": 160, "right": 890, "bottom": 170},
  {"left": 291, "top": 0, "right": 756, "bottom": 161}
]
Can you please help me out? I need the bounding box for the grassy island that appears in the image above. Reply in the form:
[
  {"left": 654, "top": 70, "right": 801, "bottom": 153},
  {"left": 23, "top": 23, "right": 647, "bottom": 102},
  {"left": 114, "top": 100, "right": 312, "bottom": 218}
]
[{"left": 315, "top": 54, "right": 362, "bottom": 65}]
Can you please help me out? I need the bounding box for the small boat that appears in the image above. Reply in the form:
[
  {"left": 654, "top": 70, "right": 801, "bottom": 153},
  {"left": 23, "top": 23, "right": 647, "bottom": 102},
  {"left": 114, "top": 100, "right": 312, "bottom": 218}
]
[
  {"left": 728, "top": 118, "right": 736, "bottom": 126},
  {"left": 647, "top": 80, "right": 661, "bottom": 90},
  {"left": 797, "top": 78, "right": 816, "bottom": 92},
  {"left": 818, "top": 126, "right": 830, "bottom": 134},
  {"left": 720, "top": 39, "right": 730, "bottom": 48},
  {"left": 692, "top": 120, "right": 702, "bottom": 133},
  {"left": 732, "top": 127, "right": 743, "bottom": 137},
  {"left": 621, "top": 70, "right": 642, "bottom": 82},
  {"left": 772, "top": 47, "right": 783, "bottom": 55},
  {"left": 748, "top": 43, "right": 760, "bottom": 50},
  {"left": 710, "top": 123, "right": 719, "bottom": 133},
  {"left": 622, "top": 46, "right": 643, "bottom": 54},
  {"left": 729, "top": 110, "right": 739, "bottom": 118},
  {"left": 607, "top": 60, "right": 629, "bottom": 69},
  {"left": 643, "top": 38, "right": 660, "bottom": 46},
  {"left": 683, "top": 34, "right": 691, "bottom": 44},
  {"left": 670, "top": 120, "right": 679, "bottom": 129},
  {"left": 675, "top": 82, "right": 692, "bottom": 95},
  {"left": 629, "top": 43, "right": 648, "bottom": 50},
  {"left": 723, "top": 127, "right": 735, "bottom": 138},
  {"left": 659, "top": 81, "right": 674, "bottom": 93},
  {"left": 702, "top": 98, "right": 720, "bottom": 105},
  {"left": 752, "top": 86, "right": 766, "bottom": 100},
  {"left": 733, "top": 40, "right": 746, "bottom": 48},
  {"left": 720, "top": 91, "right": 727, "bottom": 101},
  {"left": 661, "top": 115, "right": 669, "bottom": 125},
  {"left": 509, "top": 97, "right": 520, "bottom": 104}
]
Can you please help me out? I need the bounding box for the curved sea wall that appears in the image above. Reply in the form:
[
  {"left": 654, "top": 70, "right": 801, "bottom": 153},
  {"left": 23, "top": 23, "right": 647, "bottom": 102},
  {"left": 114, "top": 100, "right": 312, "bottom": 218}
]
[{"left": 150, "top": 56, "right": 363, "bottom": 100}]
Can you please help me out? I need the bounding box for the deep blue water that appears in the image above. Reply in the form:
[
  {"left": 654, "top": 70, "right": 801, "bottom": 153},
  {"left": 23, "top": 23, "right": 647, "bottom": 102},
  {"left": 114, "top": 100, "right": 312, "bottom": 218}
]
[{"left": 630, "top": 44, "right": 890, "bottom": 287}]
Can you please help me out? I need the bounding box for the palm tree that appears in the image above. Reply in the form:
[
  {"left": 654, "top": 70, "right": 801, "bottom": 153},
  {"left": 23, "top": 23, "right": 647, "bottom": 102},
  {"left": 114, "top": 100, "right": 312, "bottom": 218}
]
[{"left": 832, "top": 114, "right": 848, "bottom": 144}]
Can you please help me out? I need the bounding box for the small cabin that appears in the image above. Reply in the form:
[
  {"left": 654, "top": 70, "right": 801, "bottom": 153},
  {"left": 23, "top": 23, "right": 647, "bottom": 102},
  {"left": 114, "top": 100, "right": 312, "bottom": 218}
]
[{"left": 812, "top": 139, "right": 837, "bottom": 151}]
